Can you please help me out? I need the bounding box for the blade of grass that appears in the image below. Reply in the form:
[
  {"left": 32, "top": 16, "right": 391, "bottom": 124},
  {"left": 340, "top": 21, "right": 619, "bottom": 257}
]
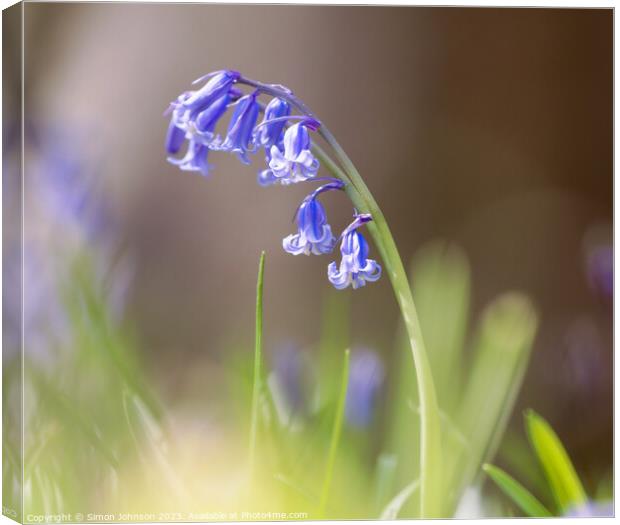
[
  {"left": 248, "top": 251, "right": 266, "bottom": 481},
  {"left": 449, "top": 293, "right": 538, "bottom": 511},
  {"left": 274, "top": 473, "right": 319, "bottom": 505},
  {"left": 483, "top": 463, "right": 553, "bottom": 517},
  {"left": 27, "top": 365, "right": 119, "bottom": 469},
  {"left": 379, "top": 479, "right": 420, "bottom": 520},
  {"left": 318, "top": 348, "right": 350, "bottom": 518},
  {"left": 317, "top": 291, "right": 350, "bottom": 408},
  {"left": 383, "top": 242, "right": 469, "bottom": 516},
  {"left": 373, "top": 453, "right": 398, "bottom": 515},
  {"left": 524, "top": 409, "right": 587, "bottom": 512},
  {"left": 498, "top": 433, "right": 552, "bottom": 502},
  {"left": 412, "top": 241, "right": 470, "bottom": 414},
  {"left": 122, "top": 391, "right": 186, "bottom": 500}
]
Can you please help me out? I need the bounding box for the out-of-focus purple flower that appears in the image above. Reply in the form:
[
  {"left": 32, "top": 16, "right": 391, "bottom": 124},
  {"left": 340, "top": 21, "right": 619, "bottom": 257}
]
[
  {"left": 328, "top": 214, "right": 382, "bottom": 290},
  {"left": 220, "top": 91, "right": 260, "bottom": 164},
  {"left": 40, "top": 135, "right": 109, "bottom": 238},
  {"left": 268, "top": 121, "right": 320, "bottom": 185},
  {"left": 586, "top": 244, "right": 613, "bottom": 301},
  {"left": 255, "top": 97, "right": 290, "bottom": 148},
  {"left": 564, "top": 501, "right": 613, "bottom": 518},
  {"left": 563, "top": 318, "right": 607, "bottom": 398},
  {"left": 345, "top": 348, "right": 385, "bottom": 428},
  {"left": 283, "top": 182, "right": 343, "bottom": 256},
  {"left": 272, "top": 345, "right": 311, "bottom": 419}
]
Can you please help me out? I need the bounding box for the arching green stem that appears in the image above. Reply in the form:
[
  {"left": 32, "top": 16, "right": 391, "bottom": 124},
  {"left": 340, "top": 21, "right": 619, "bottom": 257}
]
[
  {"left": 240, "top": 76, "right": 443, "bottom": 517},
  {"left": 314, "top": 137, "right": 443, "bottom": 519}
]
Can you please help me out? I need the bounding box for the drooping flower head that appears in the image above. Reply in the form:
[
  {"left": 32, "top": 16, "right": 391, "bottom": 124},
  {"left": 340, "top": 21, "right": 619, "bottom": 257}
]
[
  {"left": 165, "top": 70, "right": 383, "bottom": 290},
  {"left": 283, "top": 181, "right": 343, "bottom": 256},
  {"left": 182, "top": 70, "right": 241, "bottom": 113},
  {"left": 220, "top": 91, "right": 261, "bottom": 164},
  {"left": 167, "top": 138, "right": 211, "bottom": 177},
  {"left": 194, "top": 90, "right": 236, "bottom": 140},
  {"left": 328, "top": 214, "right": 382, "bottom": 290},
  {"left": 165, "top": 117, "right": 187, "bottom": 155},
  {"left": 166, "top": 71, "right": 241, "bottom": 160},
  {"left": 268, "top": 119, "right": 321, "bottom": 185},
  {"left": 255, "top": 97, "right": 291, "bottom": 148}
]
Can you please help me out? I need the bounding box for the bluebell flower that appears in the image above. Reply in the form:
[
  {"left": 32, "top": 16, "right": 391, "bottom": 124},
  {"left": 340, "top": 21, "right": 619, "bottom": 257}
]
[
  {"left": 328, "top": 214, "right": 382, "bottom": 290},
  {"left": 182, "top": 70, "right": 240, "bottom": 113},
  {"left": 268, "top": 121, "right": 320, "bottom": 185},
  {"left": 193, "top": 91, "right": 233, "bottom": 142},
  {"left": 283, "top": 192, "right": 336, "bottom": 256},
  {"left": 167, "top": 138, "right": 211, "bottom": 177},
  {"left": 165, "top": 119, "right": 186, "bottom": 155},
  {"left": 257, "top": 146, "right": 280, "bottom": 186},
  {"left": 165, "top": 71, "right": 383, "bottom": 290},
  {"left": 166, "top": 71, "right": 240, "bottom": 152},
  {"left": 345, "top": 348, "right": 385, "bottom": 428},
  {"left": 220, "top": 91, "right": 260, "bottom": 164},
  {"left": 255, "top": 97, "right": 290, "bottom": 148}
]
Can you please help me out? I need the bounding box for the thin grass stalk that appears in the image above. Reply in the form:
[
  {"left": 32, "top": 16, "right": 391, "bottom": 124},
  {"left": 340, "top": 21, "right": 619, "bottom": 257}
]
[
  {"left": 248, "top": 251, "right": 266, "bottom": 482},
  {"left": 318, "top": 348, "right": 350, "bottom": 518}
]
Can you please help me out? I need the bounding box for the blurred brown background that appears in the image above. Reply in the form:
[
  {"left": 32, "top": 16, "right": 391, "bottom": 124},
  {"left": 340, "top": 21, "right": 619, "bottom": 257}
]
[{"left": 9, "top": 4, "right": 613, "bottom": 485}]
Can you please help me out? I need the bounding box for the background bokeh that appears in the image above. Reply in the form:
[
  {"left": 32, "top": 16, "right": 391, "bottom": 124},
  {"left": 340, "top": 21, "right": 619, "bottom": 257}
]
[{"left": 6, "top": 3, "right": 613, "bottom": 497}]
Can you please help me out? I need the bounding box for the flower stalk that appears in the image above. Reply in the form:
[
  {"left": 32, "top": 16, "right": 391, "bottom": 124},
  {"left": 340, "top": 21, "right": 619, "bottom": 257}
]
[
  {"left": 313, "top": 137, "right": 443, "bottom": 519},
  {"left": 166, "top": 72, "right": 443, "bottom": 517}
]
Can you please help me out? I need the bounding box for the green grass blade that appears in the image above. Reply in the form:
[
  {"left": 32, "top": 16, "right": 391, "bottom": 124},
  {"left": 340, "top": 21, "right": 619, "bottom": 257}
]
[
  {"left": 483, "top": 464, "right": 553, "bottom": 517},
  {"left": 412, "top": 241, "right": 470, "bottom": 414},
  {"left": 27, "top": 365, "right": 119, "bottom": 469},
  {"left": 450, "top": 293, "right": 538, "bottom": 510},
  {"left": 498, "top": 433, "right": 553, "bottom": 504},
  {"left": 524, "top": 410, "right": 587, "bottom": 512},
  {"left": 317, "top": 291, "right": 350, "bottom": 408},
  {"left": 248, "top": 251, "right": 266, "bottom": 481},
  {"left": 379, "top": 479, "right": 420, "bottom": 520},
  {"left": 318, "top": 348, "right": 350, "bottom": 518},
  {"left": 372, "top": 453, "right": 398, "bottom": 515}
]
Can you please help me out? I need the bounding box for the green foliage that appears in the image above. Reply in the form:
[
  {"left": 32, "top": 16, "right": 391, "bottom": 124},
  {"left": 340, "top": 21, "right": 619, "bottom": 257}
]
[
  {"left": 318, "top": 348, "right": 350, "bottom": 517},
  {"left": 16, "top": 239, "right": 562, "bottom": 520},
  {"left": 248, "top": 251, "right": 266, "bottom": 480},
  {"left": 525, "top": 409, "right": 587, "bottom": 512},
  {"left": 385, "top": 240, "right": 539, "bottom": 517},
  {"left": 21, "top": 248, "right": 162, "bottom": 516},
  {"left": 484, "top": 411, "right": 607, "bottom": 518},
  {"left": 482, "top": 464, "right": 552, "bottom": 517},
  {"left": 379, "top": 479, "right": 419, "bottom": 520}
]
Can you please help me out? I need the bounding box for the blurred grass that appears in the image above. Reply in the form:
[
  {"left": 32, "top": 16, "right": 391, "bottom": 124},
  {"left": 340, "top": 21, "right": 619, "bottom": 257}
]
[
  {"left": 12, "top": 238, "right": 552, "bottom": 520},
  {"left": 482, "top": 464, "right": 552, "bottom": 517},
  {"left": 248, "top": 251, "right": 266, "bottom": 482},
  {"left": 484, "top": 410, "right": 609, "bottom": 518},
  {"left": 525, "top": 409, "right": 587, "bottom": 513},
  {"left": 318, "top": 348, "right": 349, "bottom": 517},
  {"left": 384, "top": 239, "right": 538, "bottom": 517},
  {"left": 19, "top": 247, "right": 163, "bottom": 516}
]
